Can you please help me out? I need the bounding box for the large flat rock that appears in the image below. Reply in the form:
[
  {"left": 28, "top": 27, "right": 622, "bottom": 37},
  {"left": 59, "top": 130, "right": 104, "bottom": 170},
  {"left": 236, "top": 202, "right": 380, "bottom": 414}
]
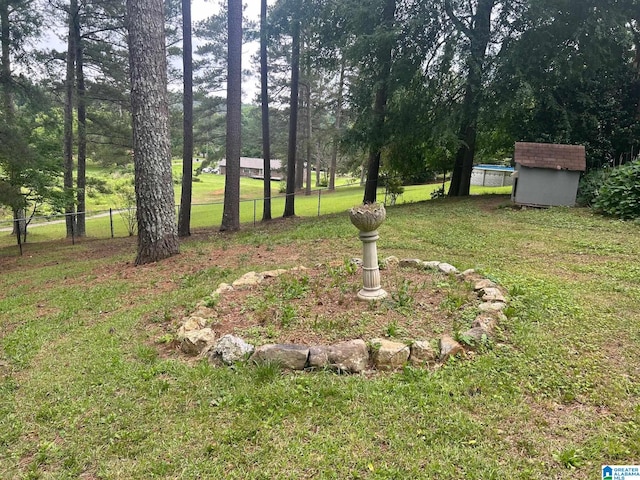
[
  {"left": 370, "top": 338, "right": 410, "bottom": 370},
  {"left": 250, "top": 344, "right": 310, "bottom": 370}
]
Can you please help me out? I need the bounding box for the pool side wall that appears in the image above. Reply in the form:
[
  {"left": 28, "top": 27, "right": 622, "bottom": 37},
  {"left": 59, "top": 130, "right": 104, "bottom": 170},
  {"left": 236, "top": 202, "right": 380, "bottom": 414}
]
[{"left": 470, "top": 167, "right": 515, "bottom": 187}]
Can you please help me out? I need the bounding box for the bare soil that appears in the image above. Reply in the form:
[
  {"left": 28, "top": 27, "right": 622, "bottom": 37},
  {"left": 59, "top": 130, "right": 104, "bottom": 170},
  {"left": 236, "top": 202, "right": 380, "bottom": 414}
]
[{"left": 196, "top": 261, "right": 480, "bottom": 346}]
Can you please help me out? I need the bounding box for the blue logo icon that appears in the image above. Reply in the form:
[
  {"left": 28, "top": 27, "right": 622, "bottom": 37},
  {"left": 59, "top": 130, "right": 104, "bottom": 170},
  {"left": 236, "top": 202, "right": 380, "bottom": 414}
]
[{"left": 603, "top": 465, "right": 613, "bottom": 480}]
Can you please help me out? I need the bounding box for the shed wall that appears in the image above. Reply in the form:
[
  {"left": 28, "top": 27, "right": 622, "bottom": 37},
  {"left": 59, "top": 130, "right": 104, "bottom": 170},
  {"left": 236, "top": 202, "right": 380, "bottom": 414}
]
[{"left": 511, "top": 165, "right": 581, "bottom": 206}]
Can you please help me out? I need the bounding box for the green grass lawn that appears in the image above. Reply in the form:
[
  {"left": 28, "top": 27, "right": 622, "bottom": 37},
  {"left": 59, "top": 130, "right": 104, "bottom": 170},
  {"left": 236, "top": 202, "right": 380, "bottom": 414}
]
[
  {"left": 1, "top": 157, "right": 512, "bottom": 246},
  {"left": 0, "top": 163, "right": 512, "bottom": 248},
  {"left": 1, "top": 196, "right": 639, "bottom": 479},
  {"left": 83, "top": 160, "right": 364, "bottom": 212}
]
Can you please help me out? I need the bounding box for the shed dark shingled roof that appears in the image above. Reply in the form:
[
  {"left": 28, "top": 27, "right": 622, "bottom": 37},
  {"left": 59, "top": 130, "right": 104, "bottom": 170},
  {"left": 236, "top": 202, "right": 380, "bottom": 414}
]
[{"left": 514, "top": 142, "right": 586, "bottom": 172}]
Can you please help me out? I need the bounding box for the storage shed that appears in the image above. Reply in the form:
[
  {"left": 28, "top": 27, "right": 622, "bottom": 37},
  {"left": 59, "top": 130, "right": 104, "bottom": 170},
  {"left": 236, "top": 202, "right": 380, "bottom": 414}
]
[{"left": 511, "top": 142, "right": 586, "bottom": 207}]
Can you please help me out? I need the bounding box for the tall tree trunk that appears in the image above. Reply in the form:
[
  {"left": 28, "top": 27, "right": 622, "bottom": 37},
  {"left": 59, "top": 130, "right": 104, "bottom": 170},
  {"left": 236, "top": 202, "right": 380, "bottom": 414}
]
[
  {"left": 328, "top": 58, "right": 345, "bottom": 191},
  {"left": 1, "top": 2, "right": 24, "bottom": 241},
  {"left": 362, "top": 89, "right": 386, "bottom": 203},
  {"left": 64, "top": 0, "right": 77, "bottom": 238},
  {"left": 447, "top": 0, "right": 494, "bottom": 197},
  {"left": 283, "top": 17, "right": 300, "bottom": 218},
  {"left": 221, "top": 0, "right": 242, "bottom": 231},
  {"left": 74, "top": 10, "right": 86, "bottom": 237},
  {"left": 633, "top": 15, "right": 640, "bottom": 160},
  {"left": 363, "top": 0, "right": 395, "bottom": 204},
  {"left": 634, "top": 13, "right": 640, "bottom": 122},
  {"left": 0, "top": 0, "right": 14, "bottom": 123},
  {"left": 295, "top": 82, "right": 304, "bottom": 189},
  {"left": 178, "top": 0, "right": 193, "bottom": 237},
  {"left": 315, "top": 142, "right": 320, "bottom": 187},
  {"left": 260, "top": 0, "right": 272, "bottom": 221},
  {"left": 12, "top": 209, "right": 26, "bottom": 241},
  {"left": 127, "top": 0, "right": 179, "bottom": 264}
]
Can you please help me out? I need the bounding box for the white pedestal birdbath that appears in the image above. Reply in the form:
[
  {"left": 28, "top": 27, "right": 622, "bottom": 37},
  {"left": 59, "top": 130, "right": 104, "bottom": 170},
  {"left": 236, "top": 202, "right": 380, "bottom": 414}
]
[{"left": 348, "top": 203, "right": 387, "bottom": 301}]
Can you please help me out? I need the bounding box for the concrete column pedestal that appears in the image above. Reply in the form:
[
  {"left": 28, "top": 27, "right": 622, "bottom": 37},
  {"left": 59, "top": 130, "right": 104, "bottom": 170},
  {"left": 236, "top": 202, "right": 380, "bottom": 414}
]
[{"left": 348, "top": 204, "right": 387, "bottom": 301}]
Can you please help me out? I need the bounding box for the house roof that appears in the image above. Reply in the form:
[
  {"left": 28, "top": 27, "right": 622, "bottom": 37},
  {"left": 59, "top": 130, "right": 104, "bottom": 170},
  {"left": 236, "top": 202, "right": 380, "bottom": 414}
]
[
  {"left": 219, "top": 157, "right": 283, "bottom": 170},
  {"left": 514, "top": 142, "right": 586, "bottom": 172}
]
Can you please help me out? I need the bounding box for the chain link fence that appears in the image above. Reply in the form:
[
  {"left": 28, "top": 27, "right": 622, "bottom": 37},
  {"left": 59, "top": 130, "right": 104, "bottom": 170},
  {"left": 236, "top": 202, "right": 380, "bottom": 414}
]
[{"left": 1, "top": 181, "right": 439, "bottom": 255}]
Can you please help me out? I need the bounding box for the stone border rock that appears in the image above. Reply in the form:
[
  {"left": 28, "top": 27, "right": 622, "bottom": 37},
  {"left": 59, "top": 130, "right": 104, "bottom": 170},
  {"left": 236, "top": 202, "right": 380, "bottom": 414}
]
[{"left": 173, "top": 258, "right": 508, "bottom": 373}]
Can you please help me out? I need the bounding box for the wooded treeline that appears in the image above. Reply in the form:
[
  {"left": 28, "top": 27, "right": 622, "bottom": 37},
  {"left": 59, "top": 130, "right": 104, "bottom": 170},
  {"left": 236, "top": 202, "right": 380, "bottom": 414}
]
[{"left": 0, "top": 0, "right": 638, "bottom": 262}]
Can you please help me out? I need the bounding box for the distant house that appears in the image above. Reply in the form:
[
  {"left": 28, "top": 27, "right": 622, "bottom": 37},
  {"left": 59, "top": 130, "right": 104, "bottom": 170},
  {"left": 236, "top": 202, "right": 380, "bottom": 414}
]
[
  {"left": 218, "top": 157, "right": 283, "bottom": 180},
  {"left": 511, "top": 142, "right": 586, "bottom": 207}
]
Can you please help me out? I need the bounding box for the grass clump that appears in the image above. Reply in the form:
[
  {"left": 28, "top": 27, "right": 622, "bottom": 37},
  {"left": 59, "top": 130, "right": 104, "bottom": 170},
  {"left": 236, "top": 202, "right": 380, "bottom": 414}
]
[{"left": 388, "top": 279, "right": 415, "bottom": 315}]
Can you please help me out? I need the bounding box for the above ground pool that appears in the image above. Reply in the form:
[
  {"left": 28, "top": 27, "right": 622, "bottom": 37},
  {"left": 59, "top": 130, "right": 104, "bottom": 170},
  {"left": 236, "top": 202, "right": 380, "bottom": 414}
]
[{"left": 471, "top": 164, "right": 515, "bottom": 187}]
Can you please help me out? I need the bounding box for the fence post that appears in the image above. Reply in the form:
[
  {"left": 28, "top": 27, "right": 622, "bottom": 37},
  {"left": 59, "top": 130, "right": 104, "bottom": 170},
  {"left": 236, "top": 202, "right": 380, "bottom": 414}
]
[
  {"left": 317, "top": 189, "right": 321, "bottom": 217},
  {"left": 70, "top": 213, "right": 75, "bottom": 245},
  {"left": 110, "top": 208, "right": 114, "bottom": 238},
  {"left": 253, "top": 199, "right": 257, "bottom": 226}
]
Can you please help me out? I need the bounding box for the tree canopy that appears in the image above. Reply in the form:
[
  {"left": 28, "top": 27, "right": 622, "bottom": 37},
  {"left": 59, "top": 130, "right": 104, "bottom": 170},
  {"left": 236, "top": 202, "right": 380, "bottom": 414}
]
[{"left": 1, "top": 0, "right": 639, "bottom": 247}]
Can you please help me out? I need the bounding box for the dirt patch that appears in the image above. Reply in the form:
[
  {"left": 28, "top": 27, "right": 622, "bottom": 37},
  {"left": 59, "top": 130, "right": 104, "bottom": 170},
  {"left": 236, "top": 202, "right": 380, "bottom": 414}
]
[
  {"left": 475, "top": 194, "right": 512, "bottom": 211},
  {"left": 199, "top": 262, "right": 480, "bottom": 346}
]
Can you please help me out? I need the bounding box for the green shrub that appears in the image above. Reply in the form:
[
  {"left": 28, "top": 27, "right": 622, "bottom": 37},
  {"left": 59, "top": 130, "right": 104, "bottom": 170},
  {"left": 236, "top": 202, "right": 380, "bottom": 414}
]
[
  {"left": 576, "top": 168, "right": 609, "bottom": 207},
  {"left": 430, "top": 186, "right": 445, "bottom": 199},
  {"left": 385, "top": 177, "right": 405, "bottom": 205},
  {"left": 86, "top": 176, "right": 113, "bottom": 195},
  {"left": 593, "top": 159, "right": 640, "bottom": 220}
]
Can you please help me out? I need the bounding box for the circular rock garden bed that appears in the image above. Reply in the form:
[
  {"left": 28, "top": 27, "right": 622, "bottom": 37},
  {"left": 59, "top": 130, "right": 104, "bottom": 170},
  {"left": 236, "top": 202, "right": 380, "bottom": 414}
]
[{"left": 172, "top": 257, "right": 508, "bottom": 373}]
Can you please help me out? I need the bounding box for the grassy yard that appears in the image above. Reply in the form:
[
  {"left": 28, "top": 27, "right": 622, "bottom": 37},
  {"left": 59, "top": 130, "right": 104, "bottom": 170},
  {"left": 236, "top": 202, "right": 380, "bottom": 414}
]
[
  {"left": 81, "top": 160, "right": 365, "bottom": 212},
  {"left": 0, "top": 164, "right": 511, "bottom": 247},
  {"left": 1, "top": 196, "right": 638, "bottom": 479}
]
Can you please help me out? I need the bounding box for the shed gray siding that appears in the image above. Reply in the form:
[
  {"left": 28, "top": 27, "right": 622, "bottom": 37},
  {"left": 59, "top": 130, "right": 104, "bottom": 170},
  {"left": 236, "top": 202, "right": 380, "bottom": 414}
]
[{"left": 511, "top": 165, "right": 581, "bottom": 207}]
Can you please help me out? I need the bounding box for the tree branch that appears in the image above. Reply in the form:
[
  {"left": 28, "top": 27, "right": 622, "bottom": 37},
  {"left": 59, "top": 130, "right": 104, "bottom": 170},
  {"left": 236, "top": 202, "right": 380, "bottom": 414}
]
[{"left": 444, "top": 0, "right": 471, "bottom": 37}]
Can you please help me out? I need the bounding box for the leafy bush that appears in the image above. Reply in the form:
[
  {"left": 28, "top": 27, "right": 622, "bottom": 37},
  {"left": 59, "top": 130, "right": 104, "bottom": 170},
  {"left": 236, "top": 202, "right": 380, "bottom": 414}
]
[
  {"left": 576, "top": 168, "right": 608, "bottom": 207},
  {"left": 86, "top": 176, "right": 113, "bottom": 195},
  {"left": 593, "top": 160, "right": 640, "bottom": 220},
  {"left": 430, "top": 186, "right": 445, "bottom": 199},
  {"left": 385, "top": 177, "right": 405, "bottom": 205}
]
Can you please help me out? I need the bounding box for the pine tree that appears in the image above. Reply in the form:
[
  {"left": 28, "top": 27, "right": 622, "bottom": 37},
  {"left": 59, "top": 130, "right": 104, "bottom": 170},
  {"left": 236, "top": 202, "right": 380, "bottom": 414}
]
[{"left": 127, "top": 0, "right": 179, "bottom": 264}]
